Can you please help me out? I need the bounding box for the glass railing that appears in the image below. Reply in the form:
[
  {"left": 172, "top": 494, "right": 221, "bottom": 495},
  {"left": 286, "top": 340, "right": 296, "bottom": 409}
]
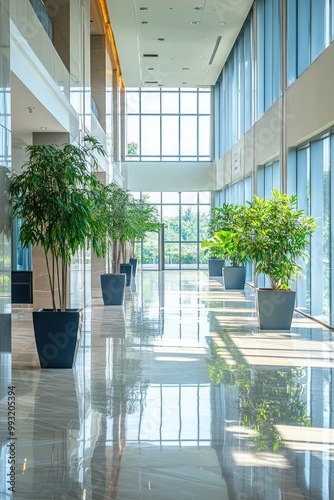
[
  {"left": 28, "top": 0, "right": 53, "bottom": 40},
  {"left": 11, "top": 0, "right": 70, "bottom": 99}
]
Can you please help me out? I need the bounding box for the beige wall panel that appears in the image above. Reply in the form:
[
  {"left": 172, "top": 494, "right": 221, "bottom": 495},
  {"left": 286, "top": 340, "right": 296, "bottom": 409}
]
[
  {"left": 286, "top": 43, "right": 334, "bottom": 147},
  {"left": 254, "top": 100, "right": 281, "bottom": 167},
  {"left": 244, "top": 129, "right": 254, "bottom": 177},
  {"left": 124, "top": 162, "right": 215, "bottom": 192}
]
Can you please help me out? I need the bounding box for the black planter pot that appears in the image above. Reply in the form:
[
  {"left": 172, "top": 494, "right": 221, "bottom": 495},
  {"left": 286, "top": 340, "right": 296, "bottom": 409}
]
[
  {"left": 32, "top": 309, "right": 83, "bottom": 368},
  {"left": 208, "top": 258, "right": 224, "bottom": 277},
  {"left": 129, "top": 257, "right": 138, "bottom": 277},
  {"left": 120, "top": 263, "right": 132, "bottom": 286},
  {"left": 256, "top": 289, "right": 296, "bottom": 331},
  {"left": 223, "top": 266, "right": 246, "bottom": 290},
  {"left": 100, "top": 273, "right": 126, "bottom": 305}
]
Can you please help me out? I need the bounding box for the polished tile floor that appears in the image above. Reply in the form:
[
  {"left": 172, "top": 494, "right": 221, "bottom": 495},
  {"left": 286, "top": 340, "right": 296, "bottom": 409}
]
[{"left": 1, "top": 270, "right": 334, "bottom": 499}]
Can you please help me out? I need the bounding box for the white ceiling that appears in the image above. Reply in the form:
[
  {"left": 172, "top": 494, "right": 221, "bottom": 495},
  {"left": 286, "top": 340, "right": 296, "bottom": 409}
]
[
  {"left": 11, "top": 0, "right": 253, "bottom": 147},
  {"left": 106, "top": 0, "right": 253, "bottom": 88}
]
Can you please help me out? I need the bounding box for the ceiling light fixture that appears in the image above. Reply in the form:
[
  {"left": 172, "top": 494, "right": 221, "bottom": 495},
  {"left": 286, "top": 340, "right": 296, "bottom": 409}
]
[
  {"left": 191, "top": 21, "right": 200, "bottom": 24},
  {"left": 157, "top": 37, "right": 165, "bottom": 41},
  {"left": 182, "top": 67, "right": 189, "bottom": 70},
  {"left": 193, "top": 6, "right": 203, "bottom": 10},
  {"left": 141, "top": 21, "right": 149, "bottom": 24},
  {"left": 40, "top": 127, "right": 47, "bottom": 130},
  {"left": 208, "top": 35, "right": 222, "bottom": 65},
  {"left": 27, "top": 106, "right": 35, "bottom": 113},
  {"left": 139, "top": 7, "right": 148, "bottom": 10}
]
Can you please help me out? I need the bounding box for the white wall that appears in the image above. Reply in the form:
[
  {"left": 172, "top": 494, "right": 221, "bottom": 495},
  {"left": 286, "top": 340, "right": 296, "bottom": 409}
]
[{"left": 123, "top": 161, "right": 215, "bottom": 192}]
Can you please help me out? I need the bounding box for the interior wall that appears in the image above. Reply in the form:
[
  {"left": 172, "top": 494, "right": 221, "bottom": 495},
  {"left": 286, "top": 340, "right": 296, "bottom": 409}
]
[
  {"left": 286, "top": 41, "right": 334, "bottom": 147},
  {"left": 124, "top": 161, "right": 215, "bottom": 192}
]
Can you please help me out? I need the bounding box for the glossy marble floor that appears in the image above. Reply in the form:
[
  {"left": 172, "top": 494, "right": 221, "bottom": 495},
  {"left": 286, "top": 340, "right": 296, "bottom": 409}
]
[{"left": 1, "top": 271, "right": 334, "bottom": 499}]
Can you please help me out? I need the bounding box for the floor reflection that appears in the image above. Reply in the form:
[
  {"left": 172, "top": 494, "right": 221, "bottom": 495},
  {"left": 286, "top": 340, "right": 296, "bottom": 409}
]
[{"left": 0, "top": 271, "right": 334, "bottom": 498}]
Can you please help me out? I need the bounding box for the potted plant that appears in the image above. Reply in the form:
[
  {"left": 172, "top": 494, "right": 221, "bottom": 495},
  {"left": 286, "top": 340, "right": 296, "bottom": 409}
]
[
  {"left": 10, "top": 136, "right": 108, "bottom": 367},
  {"left": 202, "top": 204, "right": 248, "bottom": 289},
  {"left": 99, "top": 185, "right": 135, "bottom": 304},
  {"left": 203, "top": 206, "right": 227, "bottom": 276},
  {"left": 127, "top": 196, "right": 161, "bottom": 277},
  {"left": 242, "top": 189, "right": 317, "bottom": 330}
]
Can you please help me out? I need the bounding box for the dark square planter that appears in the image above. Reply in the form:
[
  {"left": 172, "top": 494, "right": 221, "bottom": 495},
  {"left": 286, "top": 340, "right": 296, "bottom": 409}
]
[
  {"left": 100, "top": 273, "right": 126, "bottom": 305},
  {"left": 32, "top": 309, "right": 83, "bottom": 368},
  {"left": 208, "top": 258, "right": 224, "bottom": 277},
  {"left": 256, "top": 289, "right": 296, "bottom": 331},
  {"left": 223, "top": 266, "right": 246, "bottom": 290},
  {"left": 120, "top": 263, "right": 132, "bottom": 286}
]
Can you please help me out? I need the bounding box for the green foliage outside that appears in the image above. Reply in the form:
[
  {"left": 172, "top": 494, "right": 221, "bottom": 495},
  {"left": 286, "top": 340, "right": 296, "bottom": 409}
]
[{"left": 127, "top": 142, "right": 138, "bottom": 156}]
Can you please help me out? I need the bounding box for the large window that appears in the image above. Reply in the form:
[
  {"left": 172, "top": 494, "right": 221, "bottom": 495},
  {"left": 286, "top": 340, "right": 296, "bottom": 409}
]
[
  {"left": 216, "top": 12, "right": 254, "bottom": 156},
  {"left": 287, "top": 0, "right": 332, "bottom": 86},
  {"left": 126, "top": 88, "right": 212, "bottom": 162},
  {"left": 257, "top": 0, "right": 281, "bottom": 117},
  {"left": 288, "top": 135, "right": 332, "bottom": 326},
  {"left": 131, "top": 191, "right": 211, "bottom": 270}
]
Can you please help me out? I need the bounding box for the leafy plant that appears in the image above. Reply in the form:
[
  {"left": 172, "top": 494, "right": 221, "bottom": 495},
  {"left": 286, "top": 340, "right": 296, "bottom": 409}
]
[
  {"left": 10, "top": 136, "right": 108, "bottom": 311},
  {"left": 242, "top": 189, "right": 317, "bottom": 290},
  {"left": 128, "top": 196, "right": 161, "bottom": 259},
  {"left": 102, "top": 185, "right": 135, "bottom": 273},
  {"left": 201, "top": 204, "right": 248, "bottom": 265},
  {"left": 0, "top": 165, "right": 11, "bottom": 240}
]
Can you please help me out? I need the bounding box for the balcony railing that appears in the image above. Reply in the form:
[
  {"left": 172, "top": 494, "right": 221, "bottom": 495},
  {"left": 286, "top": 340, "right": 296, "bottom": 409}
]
[{"left": 28, "top": 0, "right": 53, "bottom": 40}]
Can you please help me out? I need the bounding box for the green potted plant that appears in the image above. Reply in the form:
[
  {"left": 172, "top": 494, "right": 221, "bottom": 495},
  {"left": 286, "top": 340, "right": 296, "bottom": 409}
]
[
  {"left": 202, "top": 204, "right": 248, "bottom": 289},
  {"left": 242, "top": 189, "right": 317, "bottom": 330},
  {"left": 10, "top": 136, "right": 107, "bottom": 367},
  {"left": 128, "top": 196, "right": 161, "bottom": 277},
  {"left": 99, "top": 185, "right": 135, "bottom": 304},
  {"left": 204, "top": 206, "right": 227, "bottom": 276}
]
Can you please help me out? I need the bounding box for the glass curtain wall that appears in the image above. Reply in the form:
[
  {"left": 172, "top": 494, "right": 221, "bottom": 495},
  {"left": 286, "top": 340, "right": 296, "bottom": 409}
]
[
  {"left": 288, "top": 136, "right": 332, "bottom": 326},
  {"left": 257, "top": 0, "right": 281, "bottom": 117},
  {"left": 126, "top": 88, "right": 211, "bottom": 162},
  {"left": 132, "top": 192, "right": 211, "bottom": 270},
  {"left": 219, "top": 12, "right": 253, "bottom": 156},
  {"left": 287, "top": 0, "right": 332, "bottom": 86}
]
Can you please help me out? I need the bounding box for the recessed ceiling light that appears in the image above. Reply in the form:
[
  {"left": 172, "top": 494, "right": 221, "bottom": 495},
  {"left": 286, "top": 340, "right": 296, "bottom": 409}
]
[
  {"left": 221, "top": 22, "right": 225, "bottom": 26},
  {"left": 193, "top": 6, "right": 203, "bottom": 10},
  {"left": 141, "top": 21, "right": 149, "bottom": 24},
  {"left": 182, "top": 67, "right": 189, "bottom": 70},
  {"left": 182, "top": 81, "right": 187, "bottom": 84},
  {"left": 140, "top": 7, "right": 148, "bottom": 10},
  {"left": 40, "top": 127, "right": 47, "bottom": 130},
  {"left": 191, "top": 21, "right": 200, "bottom": 25},
  {"left": 157, "top": 37, "right": 165, "bottom": 41},
  {"left": 148, "top": 67, "right": 154, "bottom": 70}
]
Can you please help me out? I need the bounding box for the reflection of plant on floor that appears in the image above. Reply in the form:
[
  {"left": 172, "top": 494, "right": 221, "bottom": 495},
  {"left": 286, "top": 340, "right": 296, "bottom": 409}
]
[
  {"left": 92, "top": 353, "right": 149, "bottom": 418},
  {"left": 206, "top": 337, "right": 311, "bottom": 451},
  {"left": 126, "top": 307, "right": 161, "bottom": 344},
  {"left": 239, "top": 367, "right": 311, "bottom": 451}
]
